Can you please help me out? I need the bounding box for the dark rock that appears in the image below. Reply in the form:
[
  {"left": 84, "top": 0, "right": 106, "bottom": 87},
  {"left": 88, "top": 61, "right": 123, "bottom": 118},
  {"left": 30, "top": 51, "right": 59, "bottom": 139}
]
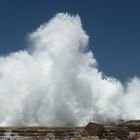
[
  {"left": 85, "top": 122, "right": 104, "bottom": 137},
  {"left": 118, "top": 120, "right": 140, "bottom": 132},
  {"left": 104, "top": 126, "right": 129, "bottom": 140}
]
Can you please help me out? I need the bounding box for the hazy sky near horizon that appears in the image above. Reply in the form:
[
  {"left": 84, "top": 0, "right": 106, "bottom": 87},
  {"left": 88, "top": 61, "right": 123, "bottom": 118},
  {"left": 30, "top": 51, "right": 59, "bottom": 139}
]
[{"left": 0, "top": 0, "right": 140, "bottom": 81}]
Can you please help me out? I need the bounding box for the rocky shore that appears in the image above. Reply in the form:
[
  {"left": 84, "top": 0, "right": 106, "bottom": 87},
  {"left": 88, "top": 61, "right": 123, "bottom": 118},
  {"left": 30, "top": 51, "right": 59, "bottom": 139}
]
[{"left": 0, "top": 120, "right": 139, "bottom": 140}]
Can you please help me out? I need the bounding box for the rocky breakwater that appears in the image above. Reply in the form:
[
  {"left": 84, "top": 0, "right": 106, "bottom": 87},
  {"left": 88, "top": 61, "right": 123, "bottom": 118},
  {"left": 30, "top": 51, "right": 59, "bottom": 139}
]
[
  {"left": 85, "top": 120, "right": 140, "bottom": 140},
  {"left": 0, "top": 120, "right": 139, "bottom": 140}
]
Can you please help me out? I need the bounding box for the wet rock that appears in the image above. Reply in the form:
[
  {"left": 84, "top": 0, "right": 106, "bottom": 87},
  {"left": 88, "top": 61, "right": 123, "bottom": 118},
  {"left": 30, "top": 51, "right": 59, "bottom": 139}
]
[
  {"left": 118, "top": 120, "right": 140, "bottom": 132},
  {"left": 104, "top": 126, "right": 129, "bottom": 140},
  {"left": 85, "top": 122, "right": 104, "bottom": 137}
]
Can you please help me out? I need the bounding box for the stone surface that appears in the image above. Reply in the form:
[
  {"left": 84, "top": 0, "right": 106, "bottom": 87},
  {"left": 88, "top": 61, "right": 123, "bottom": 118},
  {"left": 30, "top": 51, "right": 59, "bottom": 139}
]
[
  {"left": 85, "top": 122, "right": 104, "bottom": 137},
  {"left": 0, "top": 120, "right": 140, "bottom": 139}
]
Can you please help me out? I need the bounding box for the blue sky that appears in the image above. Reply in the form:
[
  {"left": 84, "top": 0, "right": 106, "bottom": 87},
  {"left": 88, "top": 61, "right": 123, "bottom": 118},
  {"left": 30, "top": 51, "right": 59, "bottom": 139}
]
[{"left": 0, "top": 0, "right": 140, "bottom": 81}]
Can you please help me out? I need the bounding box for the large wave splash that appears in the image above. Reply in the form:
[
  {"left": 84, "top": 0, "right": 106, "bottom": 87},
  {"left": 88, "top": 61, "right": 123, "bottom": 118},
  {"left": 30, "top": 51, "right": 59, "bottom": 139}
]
[{"left": 0, "top": 13, "right": 140, "bottom": 126}]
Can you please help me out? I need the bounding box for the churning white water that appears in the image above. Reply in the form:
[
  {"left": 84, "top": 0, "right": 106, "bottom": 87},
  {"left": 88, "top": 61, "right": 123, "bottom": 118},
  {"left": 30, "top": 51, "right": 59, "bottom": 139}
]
[{"left": 0, "top": 13, "right": 140, "bottom": 126}]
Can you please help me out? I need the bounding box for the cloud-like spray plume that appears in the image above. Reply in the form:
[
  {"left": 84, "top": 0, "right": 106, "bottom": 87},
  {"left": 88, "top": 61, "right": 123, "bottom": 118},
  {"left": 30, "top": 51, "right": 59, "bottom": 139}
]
[{"left": 0, "top": 13, "right": 140, "bottom": 126}]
